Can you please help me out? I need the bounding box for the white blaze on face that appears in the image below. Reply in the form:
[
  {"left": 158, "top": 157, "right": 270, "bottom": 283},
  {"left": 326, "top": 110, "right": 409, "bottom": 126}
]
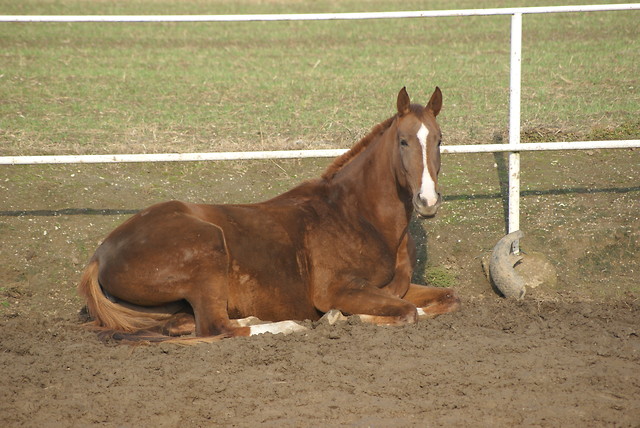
[{"left": 417, "top": 124, "right": 439, "bottom": 206}]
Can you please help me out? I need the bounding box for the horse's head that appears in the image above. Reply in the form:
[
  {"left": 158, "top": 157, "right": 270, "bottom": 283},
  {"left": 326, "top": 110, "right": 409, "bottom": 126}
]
[{"left": 394, "top": 86, "right": 443, "bottom": 218}]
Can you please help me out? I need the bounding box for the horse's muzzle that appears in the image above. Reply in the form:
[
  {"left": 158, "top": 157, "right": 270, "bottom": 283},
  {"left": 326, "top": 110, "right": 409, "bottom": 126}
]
[{"left": 413, "top": 192, "right": 442, "bottom": 218}]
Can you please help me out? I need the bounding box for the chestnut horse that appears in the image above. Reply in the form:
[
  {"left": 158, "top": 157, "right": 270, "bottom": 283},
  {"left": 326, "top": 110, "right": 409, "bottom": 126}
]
[{"left": 79, "top": 87, "right": 460, "bottom": 343}]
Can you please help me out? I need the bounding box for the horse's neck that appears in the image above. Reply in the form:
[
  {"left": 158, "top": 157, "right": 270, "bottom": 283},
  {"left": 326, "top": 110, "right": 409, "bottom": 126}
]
[{"left": 330, "top": 127, "right": 412, "bottom": 242}]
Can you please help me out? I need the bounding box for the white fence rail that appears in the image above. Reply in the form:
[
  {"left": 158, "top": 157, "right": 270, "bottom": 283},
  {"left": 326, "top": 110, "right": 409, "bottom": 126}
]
[
  {"left": 2, "top": 4, "right": 640, "bottom": 239},
  {"left": 2, "top": 140, "right": 638, "bottom": 165}
]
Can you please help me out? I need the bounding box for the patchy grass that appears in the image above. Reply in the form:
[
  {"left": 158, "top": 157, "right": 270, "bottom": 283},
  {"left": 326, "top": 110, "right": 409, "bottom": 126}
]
[
  {"left": 578, "top": 228, "right": 639, "bottom": 278},
  {"left": 425, "top": 266, "right": 457, "bottom": 288},
  {"left": 0, "top": 287, "right": 9, "bottom": 309},
  {"left": 1, "top": 0, "right": 638, "bottom": 156}
]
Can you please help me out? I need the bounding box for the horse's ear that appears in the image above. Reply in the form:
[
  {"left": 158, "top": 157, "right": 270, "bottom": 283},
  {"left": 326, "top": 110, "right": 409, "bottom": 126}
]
[
  {"left": 397, "top": 87, "right": 411, "bottom": 116},
  {"left": 426, "top": 86, "right": 442, "bottom": 117}
]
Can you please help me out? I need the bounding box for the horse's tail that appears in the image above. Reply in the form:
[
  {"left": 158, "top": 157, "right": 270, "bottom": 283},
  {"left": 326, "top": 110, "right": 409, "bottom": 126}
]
[
  {"left": 78, "top": 259, "right": 227, "bottom": 345},
  {"left": 78, "top": 259, "right": 169, "bottom": 332}
]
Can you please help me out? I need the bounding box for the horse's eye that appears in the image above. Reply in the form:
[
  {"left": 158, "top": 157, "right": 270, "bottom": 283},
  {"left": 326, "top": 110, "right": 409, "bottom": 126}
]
[{"left": 400, "top": 139, "right": 408, "bottom": 147}]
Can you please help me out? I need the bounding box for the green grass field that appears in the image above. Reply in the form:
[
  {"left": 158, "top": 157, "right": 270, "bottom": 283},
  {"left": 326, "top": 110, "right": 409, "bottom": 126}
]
[{"left": 1, "top": 0, "right": 638, "bottom": 156}]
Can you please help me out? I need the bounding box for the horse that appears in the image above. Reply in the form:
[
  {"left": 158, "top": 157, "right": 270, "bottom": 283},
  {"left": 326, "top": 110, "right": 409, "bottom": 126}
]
[{"left": 78, "top": 86, "right": 460, "bottom": 343}]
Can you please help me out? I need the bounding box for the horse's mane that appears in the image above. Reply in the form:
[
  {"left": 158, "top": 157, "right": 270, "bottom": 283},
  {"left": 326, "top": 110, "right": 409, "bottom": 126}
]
[{"left": 322, "top": 115, "right": 397, "bottom": 181}]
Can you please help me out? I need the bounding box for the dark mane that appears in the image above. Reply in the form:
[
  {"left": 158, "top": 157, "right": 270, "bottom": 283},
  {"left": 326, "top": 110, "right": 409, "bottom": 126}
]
[{"left": 322, "top": 115, "right": 397, "bottom": 181}]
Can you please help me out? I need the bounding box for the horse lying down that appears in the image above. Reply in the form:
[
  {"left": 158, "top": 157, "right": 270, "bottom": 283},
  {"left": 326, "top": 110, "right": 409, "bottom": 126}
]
[{"left": 78, "top": 86, "right": 460, "bottom": 344}]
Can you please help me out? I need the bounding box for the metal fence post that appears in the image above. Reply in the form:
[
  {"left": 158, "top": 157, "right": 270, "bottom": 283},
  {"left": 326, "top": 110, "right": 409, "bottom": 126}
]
[{"left": 508, "top": 12, "right": 523, "bottom": 252}]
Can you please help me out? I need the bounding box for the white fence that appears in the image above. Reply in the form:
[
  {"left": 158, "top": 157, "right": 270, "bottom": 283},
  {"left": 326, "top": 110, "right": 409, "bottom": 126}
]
[{"left": 2, "top": 4, "right": 640, "bottom": 241}]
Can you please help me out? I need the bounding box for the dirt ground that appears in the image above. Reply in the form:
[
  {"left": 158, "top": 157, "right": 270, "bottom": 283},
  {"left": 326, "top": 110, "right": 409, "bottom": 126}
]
[{"left": 1, "top": 149, "right": 639, "bottom": 427}]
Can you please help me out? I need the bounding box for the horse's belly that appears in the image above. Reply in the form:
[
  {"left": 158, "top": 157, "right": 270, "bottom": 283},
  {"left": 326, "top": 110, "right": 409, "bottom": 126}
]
[
  {"left": 227, "top": 270, "right": 319, "bottom": 321},
  {"left": 224, "top": 240, "right": 319, "bottom": 321},
  {"left": 208, "top": 205, "right": 318, "bottom": 321}
]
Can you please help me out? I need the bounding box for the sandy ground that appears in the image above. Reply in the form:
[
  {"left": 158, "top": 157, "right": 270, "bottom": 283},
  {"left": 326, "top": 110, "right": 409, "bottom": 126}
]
[{"left": 1, "top": 297, "right": 638, "bottom": 427}]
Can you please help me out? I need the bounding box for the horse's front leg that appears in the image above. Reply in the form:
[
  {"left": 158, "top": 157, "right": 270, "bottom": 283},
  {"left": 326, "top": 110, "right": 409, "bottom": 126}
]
[
  {"left": 402, "top": 283, "right": 461, "bottom": 319},
  {"left": 321, "top": 279, "right": 419, "bottom": 326},
  {"left": 391, "top": 232, "right": 460, "bottom": 318}
]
